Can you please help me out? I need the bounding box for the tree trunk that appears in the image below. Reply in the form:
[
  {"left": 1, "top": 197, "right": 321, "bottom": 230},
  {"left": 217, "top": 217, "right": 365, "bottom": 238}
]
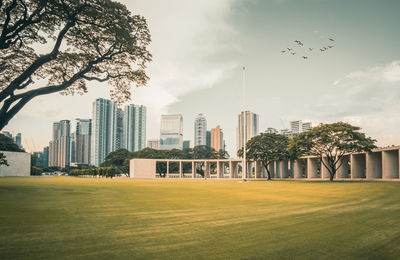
[{"left": 330, "top": 167, "right": 336, "bottom": 181}]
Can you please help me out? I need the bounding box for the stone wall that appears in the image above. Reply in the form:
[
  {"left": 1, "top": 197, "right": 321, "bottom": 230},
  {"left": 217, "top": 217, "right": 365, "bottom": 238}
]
[{"left": 0, "top": 151, "right": 31, "bottom": 177}]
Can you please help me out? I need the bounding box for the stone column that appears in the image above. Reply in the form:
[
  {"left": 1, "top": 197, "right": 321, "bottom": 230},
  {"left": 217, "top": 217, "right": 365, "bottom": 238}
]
[
  {"left": 229, "top": 161, "right": 233, "bottom": 179},
  {"left": 293, "top": 160, "right": 303, "bottom": 179},
  {"left": 192, "top": 162, "right": 195, "bottom": 179},
  {"left": 351, "top": 154, "right": 366, "bottom": 179},
  {"left": 205, "top": 161, "right": 210, "bottom": 179},
  {"left": 179, "top": 161, "right": 182, "bottom": 178},
  {"left": 275, "top": 161, "right": 281, "bottom": 178},
  {"left": 337, "top": 155, "right": 350, "bottom": 179},
  {"left": 280, "top": 160, "right": 289, "bottom": 178},
  {"left": 166, "top": 161, "right": 170, "bottom": 178},
  {"left": 382, "top": 150, "right": 399, "bottom": 179},
  {"left": 268, "top": 162, "right": 275, "bottom": 178},
  {"left": 321, "top": 157, "right": 330, "bottom": 179},
  {"left": 308, "top": 158, "right": 319, "bottom": 179},
  {"left": 366, "top": 152, "right": 382, "bottom": 179}
]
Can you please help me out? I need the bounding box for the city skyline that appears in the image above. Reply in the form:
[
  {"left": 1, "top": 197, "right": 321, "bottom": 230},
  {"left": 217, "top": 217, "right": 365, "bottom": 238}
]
[{"left": 3, "top": 0, "right": 400, "bottom": 158}]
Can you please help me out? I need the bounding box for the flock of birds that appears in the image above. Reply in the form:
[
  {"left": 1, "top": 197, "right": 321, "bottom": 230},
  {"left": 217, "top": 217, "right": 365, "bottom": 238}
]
[{"left": 281, "top": 38, "right": 335, "bottom": 60}]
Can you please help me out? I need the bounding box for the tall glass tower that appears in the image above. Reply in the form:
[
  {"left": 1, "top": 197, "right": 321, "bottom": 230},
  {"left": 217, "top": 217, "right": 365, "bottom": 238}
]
[
  {"left": 160, "top": 114, "right": 183, "bottom": 150},
  {"left": 194, "top": 113, "right": 207, "bottom": 147}
]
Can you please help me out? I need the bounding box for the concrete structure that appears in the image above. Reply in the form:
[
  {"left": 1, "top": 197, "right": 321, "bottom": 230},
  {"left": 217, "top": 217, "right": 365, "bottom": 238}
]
[
  {"left": 123, "top": 104, "right": 146, "bottom": 152},
  {"left": 160, "top": 114, "right": 183, "bottom": 150},
  {"left": 91, "top": 98, "right": 118, "bottom": 167},
  {"left": 0, "top": 151, "right": 30, "bottom": 176},
  {"left": 211, "top": 125, "right": 224, "bottom": 152},
  {"left": 115, "top": 108, "right": 124, "bottom": 150},
  {"left": 75, "top": 119, "right": 91, "bottom": 165},
  {"left": 206, "top": 131, "right": 211, "bottom": 147},
  {"left": 194, "top": 114, "right": 207, "bottom": 147},
  {"left": 236, "top": 111, "right": 259, "bottom": 154},
  {"left": 147, "top": 139, "right": 160, "bottom": 150},
  {"left": 49, "top": 120, "right": 70, "bottom": 168},
  {"left": 129, "top": 146, "right": 400, "bottom": 181},
  {"left": 183, "top": 140, "right": 191, "bottom": 149}
]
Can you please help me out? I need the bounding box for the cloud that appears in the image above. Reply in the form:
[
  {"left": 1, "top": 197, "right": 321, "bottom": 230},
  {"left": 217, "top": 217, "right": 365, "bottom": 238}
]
[{"left": 308, "top": 60, "right": 400, "bottom": 146}]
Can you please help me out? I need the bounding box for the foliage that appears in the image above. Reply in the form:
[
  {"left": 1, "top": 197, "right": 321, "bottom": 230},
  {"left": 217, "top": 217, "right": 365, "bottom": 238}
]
[
  {"left": 0, "top": 0, "right": 152, "bottom": 130},
  {"left": 0, "top": 152, "right": 8, "bottom": 166},
  {"left": 289, "top": 122, "right": 376, "bottom": 181},
  {"left": 238, "top": 133, "right": 290, "bottom": 180},
  {"left": 69, "top": 167, "right": 118, "bottom": 178},
  {"left": 0, "top": 133, "right": 24, "bottom": 166}
]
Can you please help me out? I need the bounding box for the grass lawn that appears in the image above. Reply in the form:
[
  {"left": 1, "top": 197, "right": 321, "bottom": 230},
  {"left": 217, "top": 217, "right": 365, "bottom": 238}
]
[{"left": 0, "top": 177, "right": 400, "bottom": 259}]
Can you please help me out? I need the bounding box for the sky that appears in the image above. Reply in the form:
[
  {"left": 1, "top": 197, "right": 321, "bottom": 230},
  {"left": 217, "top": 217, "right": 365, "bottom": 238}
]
[{"left": 4, "top": 0, "right": 400, "bottom": 157}]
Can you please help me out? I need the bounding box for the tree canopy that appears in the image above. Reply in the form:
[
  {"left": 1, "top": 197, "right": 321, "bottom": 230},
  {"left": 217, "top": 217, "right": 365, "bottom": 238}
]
[
  {"left": 238, "top": 133, "right": 290, "bottom": 180},
  {"left": 0, "top": 0, "right": 152, "bottom": 130},
  {"left": 0, "top": 133, "right": 24, "bottom": 165},
  {"left": 289, "top": 122, "right": 376, "bottom": 181}
]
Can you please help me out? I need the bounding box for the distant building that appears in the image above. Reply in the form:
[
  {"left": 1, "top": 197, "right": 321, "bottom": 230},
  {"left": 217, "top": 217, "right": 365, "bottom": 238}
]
[
  {"left": 194, "top": 114, "right": 207, "bottom": 146},
  {"left": 2, "top": 131, "right": 12, "bottom": 140},
  {"left": 206, "top": 131, "right": 211, "bottom": 147},
  {"left": 123, "top": 104, "right": 146, "bottom": 152},
  {"left": 211, "top": 125, "right": 224, "bottom": 152},
  {"left": 91, "top": 98, "right": 118, "bottom": 167},
  {"left": 160, "top": 114, "right": 183, "bottom": 150},
  {"left": 147, "top": 139, "right": 160, "bottom": 150},
  {"left": 236, "top": 111, "right": 259, "bottom": 154},
  {"left": 183, "top": 140, "right": 191, "bottom": 149},
  {"left": 33, "top": 146, "right": 49, "bottom": 167},
  {"left": 115, "top": 108, "right": 124, "bottom": 150},
  {"left": 290, "top": 120, "right": 312, "bottom": 134},
  {"left": 14, "top": 133, "right": 22, "bottom": 149},
  {"left": 75, "top": 119, "right": 91, "bottom": 165},
  {"left": 279, "top": 128, "right": 291, "bottom": 137},
  {"left": 265, "top": 127, "right": 278, "bottom": 134},
  {"left": 70, "top": 132, "right": 76, "bottom": 164},
  {"left": 49, "top": 120, "right": 70, "bottom": 168}
]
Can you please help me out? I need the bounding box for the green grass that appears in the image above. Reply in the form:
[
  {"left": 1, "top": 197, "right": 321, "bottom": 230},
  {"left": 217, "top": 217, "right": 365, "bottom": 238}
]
[{"left": 0, "top": 177, "right": 400, "bottom": 259}]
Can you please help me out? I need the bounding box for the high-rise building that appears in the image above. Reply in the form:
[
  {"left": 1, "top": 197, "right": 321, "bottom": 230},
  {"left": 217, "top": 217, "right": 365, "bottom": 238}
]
[
  {"left": 91, "top": 98, "right": 117, "bottom": 167},
  {"left": 183, "top": 140, "right": 191, "bottom": 150},
  {"left": 123, "top": 104, "right": 146, "bottom": 152},
  {"left": 33, "top": 146, "right": 49, "bottom": 167},
  {"left": 290, "top": 120, "right": 312, "bottom": 134},
  {"left": 2, "top": 131, "right": 12, "bottom": 140},
  {"left": 115, "top": 108, "right": 124, "bottom": 150},
  {"left": 75, "top": 119, "right": 92, "bottom": 165},
  {"left": 70, "top": 132, "right": 76, "bottom": 164},
  {"left": 160, "top": 114, "right": 183, "bottom": 150},
  {"left": 194, "top": 114, "right": 207, "bottom": 146},
  {"left": 14, "top": 133, "right": 22, "bottom": 149},
  {"left": 147, "top": 139, "right": 160, "bottom": 150},
  {"left": 236, "top": 111, "right": 259, "bottom": 154},
  {"left": 211, "top": 125, "right": 224, "bottom": 152},
  {"left": 206, "top": 131, "right": 211, "bottom": 147},
  {"left": 48, "top": 120, "right": 70, "bottom": 168}
]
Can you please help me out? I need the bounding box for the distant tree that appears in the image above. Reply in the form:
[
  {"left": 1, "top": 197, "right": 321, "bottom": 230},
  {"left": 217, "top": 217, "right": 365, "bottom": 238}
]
[
  {"left": 102, "top": 149, "right": 133, "bottom": 176},
  {"left": 238, "top": 133, "right": 290, "bottom": 180},
  {"left": 0, "top": 0, "right": 152, "bottom": 130},
  {"left": 0, "top": 133, "right": 24, "bottom": 166},
  {"left": 289, "top": 122, "right": 376, "bottom": 181}
]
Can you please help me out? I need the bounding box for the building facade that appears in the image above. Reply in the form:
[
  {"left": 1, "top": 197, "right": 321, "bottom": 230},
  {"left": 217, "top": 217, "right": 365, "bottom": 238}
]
[
  {"left": 160, "top": 114, "right": 183, "bottom": 150},
  {"left": 115, "top": 108, "right": 124, "bottom": 150},
  {"left": 123, "top": 104, "right": 146, "bottom": 152},
  {"left": 211, "top": 125, "right": 224, "bottom": 152},
  {"left": 91, "top": 98, "right": 117, "bottom": 167},
  {"left": 194, "top": 114, "right": 207, "bottom": 147},
  {"left": 183, "top": 140, "right": 191, "bottom": 149},
  {"left": 147, "top": 139, "right": 160, "bottom": 150},
  {"left": 206, "top": 131, "right": 211, "bottom": 147},
  {"left": 75, "top": 118, "right": 91, "bottom": 165},
  {"left": 49, "top": 120, "right": 70, "bottom": 168},
  {"left": 236, "top": 111, "right": 259, "bottom": 154}
]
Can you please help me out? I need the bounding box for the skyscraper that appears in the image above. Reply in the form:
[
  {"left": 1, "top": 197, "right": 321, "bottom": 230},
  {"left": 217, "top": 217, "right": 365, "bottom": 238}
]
[
  {"left": 183, "top": 140, "right": 191, "bottom": 149},
  {"left": 160, "top": 114, "right": 183, "bottom": 150},
  {"left": 123, "top": 104, "right": 146, "bottom": 152},
  {"left": 75, "top": 118, "right": 92, "bottom": 165},
  {"left": 48, "top": 120, "right": 70, "bottom": 168},
  {"left": 236, "top": 111, "right": 259, "bottom": 154},
  {"left": 70, "top": 132, "right": 76, "bottom": 164},
  {"left": 14, "top": 133, "right": 22, "bottom": 149},
  {"left": 206, "top": 131, "right": 211, "bottom": 147},
  {"left": 194, "top": 113, "right": 207, "bottom": 146},
  {"left": 115, "top": 108, "right": 124, "bottom": 150},
  {"left": 211, "top": 125, "right": 224, "bottom": 152},
  {"left": 91, "top": 98, "right": 117, "bottom": 167},
  {"left": 290, "top": 120, "right": 312, "bottom": 134}
]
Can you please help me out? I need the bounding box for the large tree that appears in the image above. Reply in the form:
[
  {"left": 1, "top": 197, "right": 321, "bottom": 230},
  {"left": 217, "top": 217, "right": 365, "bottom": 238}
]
[
  {"left": 238, "top": 133, "right": 290, "bottom": 180},
  {"left": 0, "top": 0, "right": 151, "bottom": 130},
  {"left": 289, "top": 122, "right": 376, "bottom": 181}
]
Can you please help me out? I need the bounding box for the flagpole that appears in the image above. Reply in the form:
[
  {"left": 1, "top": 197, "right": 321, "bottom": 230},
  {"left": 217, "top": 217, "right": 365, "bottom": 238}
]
[{"left": 242, "top": 66, "right": 246, "bottom": 182}]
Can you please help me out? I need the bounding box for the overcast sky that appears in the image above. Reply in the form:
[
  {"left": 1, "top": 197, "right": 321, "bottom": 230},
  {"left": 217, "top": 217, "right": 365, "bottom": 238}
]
[{"left": 4, "top": 0, "right": 400, "bottom": 157}]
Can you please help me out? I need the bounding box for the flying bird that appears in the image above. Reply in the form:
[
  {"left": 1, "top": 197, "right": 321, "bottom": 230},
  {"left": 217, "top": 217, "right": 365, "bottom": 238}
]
[
  {"left": 328, "top": 45, "right": 334, "bottom": 48},
  {"left": 302, "top": 56, "right": 308, "bottom": 59},
  {"left": 281, "top": 50, "right": 286, "bottom": 53},
  {"left": 309, "top": 48, "right": 313, "bottom": 51},
  {"left": 294, "top": 40, "right": 303, "bottom": 46},
  {"left": 290, "top": 52, "right": 296, "bottom": 55},
  {"left": 329, "top": 38, "right": 335, "bottom": 41},
  {"left": 287, "top": 48, "right": 292, "bottom": 51}
]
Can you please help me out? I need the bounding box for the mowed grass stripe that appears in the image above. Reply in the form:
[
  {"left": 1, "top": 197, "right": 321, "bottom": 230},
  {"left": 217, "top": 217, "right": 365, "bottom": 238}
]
[{"left": 0, "top": 177, "right": 399, "bottom": 259}]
